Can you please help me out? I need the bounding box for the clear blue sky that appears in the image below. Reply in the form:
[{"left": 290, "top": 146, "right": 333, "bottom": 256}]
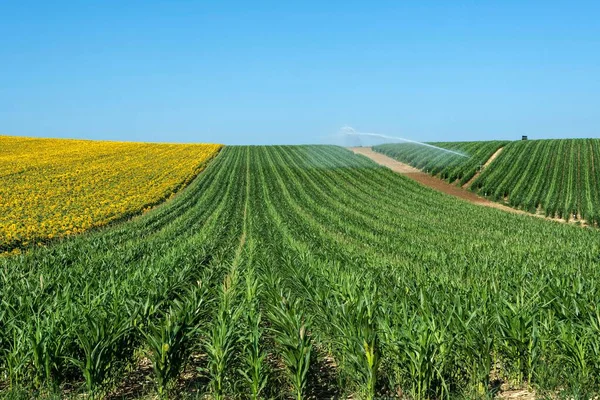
[{"left": 1, "top": 1, "right": 599, "bottom": 145}]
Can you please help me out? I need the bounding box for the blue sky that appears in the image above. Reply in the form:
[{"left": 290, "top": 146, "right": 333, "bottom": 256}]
[{"left": 1, "top": 1, "right": 599, "bottom": 145}]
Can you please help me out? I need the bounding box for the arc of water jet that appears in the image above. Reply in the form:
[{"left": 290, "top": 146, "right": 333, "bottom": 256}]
[{"left": 340, "top": 126, "right": 469, "bottom": 158}]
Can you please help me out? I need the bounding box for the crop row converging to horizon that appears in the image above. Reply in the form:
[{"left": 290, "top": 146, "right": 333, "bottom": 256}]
[
  {"left": 375, "top": 138, "right": 600, "bottom": 224},
  {"left": 2, "top": 144, "right": 600, "bottom": 399},
  {"left": 0, "top": 135, "right": 222, "bottom": 253}
]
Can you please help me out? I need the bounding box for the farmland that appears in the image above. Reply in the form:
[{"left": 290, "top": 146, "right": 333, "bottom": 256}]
[
  {"left": 0, "top": 136, "right": 222, "bottom": 252},
  {"left": 374, "top": 141, "right": 508, "bottom": 185},
  {"left": 471, "top": 139, "right": 600, "bottom": 223},
  {"left": 2, "top": 145, "right": 600, "bottom": 399},
  {"left": 375, "top": 139, "right": 600, "bottom": 225}
]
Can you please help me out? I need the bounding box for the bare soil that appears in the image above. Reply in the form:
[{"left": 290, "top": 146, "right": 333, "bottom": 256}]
[
  {"left": 350, "top": 147, "right": 523, "bottom": 214},
  {"left": 350, "top": 147, "right": 585, "bottom": 227},
  {"left": 463, "top": 146, "right": 504, "bottom": 188},
  {"left": 497, "top": 389, "right": 536, "bottom": 399}
]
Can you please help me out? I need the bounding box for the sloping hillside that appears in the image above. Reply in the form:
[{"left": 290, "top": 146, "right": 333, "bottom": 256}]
[
  {"left": 375, "top": 139, "right": 600, "bottom": 224},
  {"left": 472, "top": 139, "right": 600, "bottom": 223},
  {"left": 374, "top": 140, "right": 507, "bottom": 185},
  {"left": 2, "top": 146, "right": 600, "bottom": 398}
]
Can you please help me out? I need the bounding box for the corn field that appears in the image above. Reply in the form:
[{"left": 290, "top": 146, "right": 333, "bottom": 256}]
[
  {"left": 375, "top": 138, "right": 600, "bottom": 225},
  {"left": 2, "top": 145, "right": 600, "bottom": 398},
  {"left": 471, "top": 139, "right": 600, "bottom": 223},
  {"left": 373, "top": 141, "right": 507, "bottom": 185}
]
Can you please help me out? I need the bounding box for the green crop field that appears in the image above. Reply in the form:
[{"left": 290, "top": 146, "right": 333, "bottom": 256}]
[
  {"left": 373, "top": 141, "right": 508, "bottom": 185},
  {"left": 471, "top": 139, "right": 600, "bottom": 223},
  {"left": 2, "top": 145, "right": 600, "bottom": 399},
  {"left": 375, "top": 139, "right": 600, "bottom": 225}
]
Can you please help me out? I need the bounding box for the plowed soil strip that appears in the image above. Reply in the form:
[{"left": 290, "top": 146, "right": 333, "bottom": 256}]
[
  {"left": 350, "top": 147, "right": 558, "bottom": 220},
  {"left": 463, "top": 146, "right": 504, "bottom": 188}
]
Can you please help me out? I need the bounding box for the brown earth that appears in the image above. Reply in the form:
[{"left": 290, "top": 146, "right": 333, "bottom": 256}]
[
  {"left": 463, "top": 146, "right": 504, "bottom": 188},
  {"left": 350, "top": 147, "right": 524, "bottom": 214},
  {"left": 350, "top": 147, "right": 583, "bottom": 228},
  {"left": 497, "top": 389, "right": 536, "bottom": 399}
]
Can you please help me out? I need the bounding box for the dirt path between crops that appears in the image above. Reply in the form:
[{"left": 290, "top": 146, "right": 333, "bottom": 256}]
[
  {"left": 350, "top": 147, "right": 524, "bottom": 214},
  {"left": 463, "top": 146, "right": 504, "bottom": 188},
  {"left": 350, "top": 147, "right": 585, "bottom": 230}
]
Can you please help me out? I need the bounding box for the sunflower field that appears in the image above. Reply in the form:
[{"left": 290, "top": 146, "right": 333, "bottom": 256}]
[{"left": 0, "top": 135, "right": 222, "bottom": 252}]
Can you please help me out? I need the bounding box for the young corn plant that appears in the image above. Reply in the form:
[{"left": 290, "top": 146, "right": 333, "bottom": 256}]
[
  {"left": 67, "top": 308, "right": 133, "bottom": 397},
  {"left": 267, "top": 293, "right": 312, "bottom": 400},
  {"left": 329, "top": 282, "right": 380, "bottom": 399},
  {"left": 27, "top": 313, "right": 65, "bottom": 390},
  {"left": 462, "top": 308, "right": 496, "bottom": 395},
  {"left": 557, "top": 323, "right": 591, "bottom": 385},
  {"left": 405, "top": 316, "right": 449, "bottom": 399},
  {"left": 3, "top": 321, "right": 28, "bottom": 391},
  {"left": 496, "top": 290, "right": 540, "bottom": 385},
  {"left": 203, "top": 270, "right": 243, "bottom": 400},
  {"left": 384, "top": 290, "right": 451, "bottom": 400},
  {"left": 140, "top": 284, "right": 206, "bottom": 398},
  {"left": 238, "top": 271, "right": 268, "bottom": 400},
  {"left": 451, "top": 288, "right": 496, "bottom": 396},
  {"left": 588, "top": 309, "right": 600, "bottom": 379}
]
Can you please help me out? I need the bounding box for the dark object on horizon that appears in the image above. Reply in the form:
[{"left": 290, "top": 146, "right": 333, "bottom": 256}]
[{"left": 522, "top": 135, "right": 528, "bottom": 140}]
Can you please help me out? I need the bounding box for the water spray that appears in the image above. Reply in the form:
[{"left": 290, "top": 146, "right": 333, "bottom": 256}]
[{"left": 340, "top": 126, "right": 468, "bottom": 158}]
